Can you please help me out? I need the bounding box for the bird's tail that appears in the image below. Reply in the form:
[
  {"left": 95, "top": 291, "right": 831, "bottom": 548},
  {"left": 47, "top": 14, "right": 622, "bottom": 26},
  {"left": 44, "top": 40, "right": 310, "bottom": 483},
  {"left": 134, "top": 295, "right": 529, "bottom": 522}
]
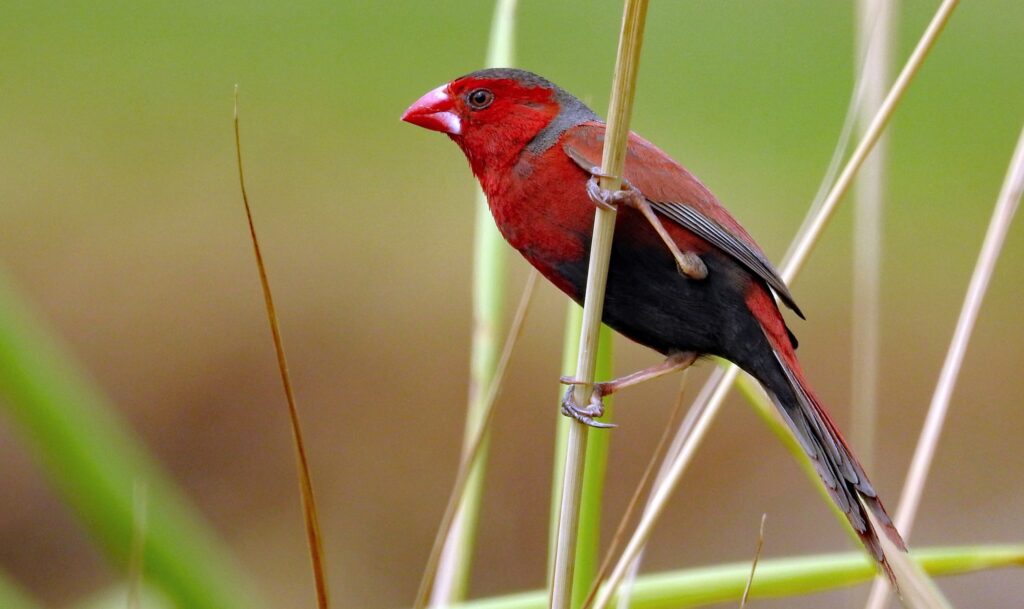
[{"left": 754, "top": 324, "right": 907, "bottom": 582}]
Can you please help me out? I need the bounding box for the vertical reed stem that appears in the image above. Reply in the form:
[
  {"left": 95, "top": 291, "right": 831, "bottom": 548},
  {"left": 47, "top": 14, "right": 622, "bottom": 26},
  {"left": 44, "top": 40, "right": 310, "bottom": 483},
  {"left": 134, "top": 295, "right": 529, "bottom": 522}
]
[
  {"left": 851, "top": 0, "right": 895, "bottom": 471},
  {"left": 585, "top": 3, "right": 961, "bottom": 606},
  {"left": 431, "top": 1, "right": 520, "bottom": 603},
  {"left": 550, "top": 308, "right": 614, "bottom": 609},
  {"left": 863, "top": 125, "right": 1024, "bottom": 609},
  {"left": 550, "top": 2, "right": 649, "bottom": 609}
]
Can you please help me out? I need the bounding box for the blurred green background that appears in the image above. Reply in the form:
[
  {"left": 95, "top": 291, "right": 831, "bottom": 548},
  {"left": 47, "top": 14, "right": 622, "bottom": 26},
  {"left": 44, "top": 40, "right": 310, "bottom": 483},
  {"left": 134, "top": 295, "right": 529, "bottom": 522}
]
[{"left": 1, "top": 1, "right": 1021, "bottom": 607}]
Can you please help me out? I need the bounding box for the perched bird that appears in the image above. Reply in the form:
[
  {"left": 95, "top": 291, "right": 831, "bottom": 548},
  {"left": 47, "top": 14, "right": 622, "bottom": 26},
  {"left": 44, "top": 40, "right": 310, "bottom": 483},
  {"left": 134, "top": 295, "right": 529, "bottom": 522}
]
[{"left": 402, "top": 68, "right": 905, "bottom": 574}]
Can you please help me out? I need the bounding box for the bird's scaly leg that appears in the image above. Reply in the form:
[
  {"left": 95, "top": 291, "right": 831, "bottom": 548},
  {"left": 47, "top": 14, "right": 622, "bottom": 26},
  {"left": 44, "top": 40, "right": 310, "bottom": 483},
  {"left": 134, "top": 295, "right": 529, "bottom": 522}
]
[
  {"left": 560, "top": 351, "right": 697, "bottom": 428},
  {"left": 585, "top": 171, "right": 708, "bottom": 280}
]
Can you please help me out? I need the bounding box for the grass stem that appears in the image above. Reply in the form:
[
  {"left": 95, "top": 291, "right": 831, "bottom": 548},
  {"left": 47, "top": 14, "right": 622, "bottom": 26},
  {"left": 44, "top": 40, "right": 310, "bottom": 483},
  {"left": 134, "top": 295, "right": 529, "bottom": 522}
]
[
  {"left": 431, "top": 0, "right": 521, "bottom": 604},
  {"left": 457, "top": 545, "right": 1023, "bottom": 609},
  {"left": 550, "top": 2, "right": 649, "bottom": 609},
  {"left": 126, "top": 481, "right": 149, "bottom": 609},
  {"left": 784, "top": 0, "right": 959, "bottom": 281},
  {"left": 851, "top": 0, "right": 896, "bottom": 472},
  {"left": 415, "top": 271, "right": 538, "bottom": 609},
  {"left": 863, "top": 123, "right": 1024, "bottom": 609},
  {"left": 739, "top": 514, "right": 768, "bottom": 609},
  {"left": 585, "top": 2, "right": 961, "bottom": 606},
  {"left": 579, "top": 372, "right": 692, "bottom": 609},
  {"left": 0, "top": 274, "right": 261, "bottom": 609},
  {"left": 234, "top": 87, "right": 330, "bottom": 609},
  {"left": 549, "top": 310, "right": 614, "bottom": 605},
  {"left": 0, "top": 572, "right": 43, "bottom": 609}
]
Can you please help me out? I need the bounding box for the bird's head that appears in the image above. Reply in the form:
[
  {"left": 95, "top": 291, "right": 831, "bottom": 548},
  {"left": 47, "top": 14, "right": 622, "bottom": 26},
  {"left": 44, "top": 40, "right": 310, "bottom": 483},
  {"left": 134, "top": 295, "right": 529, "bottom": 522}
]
[{"left": 402, "top": 68, "right": 597, "bottom": 178}]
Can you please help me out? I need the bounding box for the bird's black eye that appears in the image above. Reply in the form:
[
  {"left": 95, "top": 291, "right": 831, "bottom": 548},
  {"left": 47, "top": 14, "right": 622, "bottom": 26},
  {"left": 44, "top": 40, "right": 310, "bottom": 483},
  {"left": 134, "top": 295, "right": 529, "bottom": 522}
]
[{"left": 466, "top": 88, "right": 494, "bottom": 110}]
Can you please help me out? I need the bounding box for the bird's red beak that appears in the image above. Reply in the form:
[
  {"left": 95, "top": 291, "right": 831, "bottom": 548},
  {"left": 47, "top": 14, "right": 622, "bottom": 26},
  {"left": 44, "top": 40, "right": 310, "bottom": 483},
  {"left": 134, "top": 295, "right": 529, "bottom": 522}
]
[{"left": 401, "top": 84, "right": 462, "bottom": 135}]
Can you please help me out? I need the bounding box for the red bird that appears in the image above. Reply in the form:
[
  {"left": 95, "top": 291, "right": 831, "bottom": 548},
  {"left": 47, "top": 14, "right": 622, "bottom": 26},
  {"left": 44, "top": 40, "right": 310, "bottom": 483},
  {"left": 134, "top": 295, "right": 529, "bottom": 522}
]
[{"left": 402, "top": 68, "right": 905, "bottom": 573}]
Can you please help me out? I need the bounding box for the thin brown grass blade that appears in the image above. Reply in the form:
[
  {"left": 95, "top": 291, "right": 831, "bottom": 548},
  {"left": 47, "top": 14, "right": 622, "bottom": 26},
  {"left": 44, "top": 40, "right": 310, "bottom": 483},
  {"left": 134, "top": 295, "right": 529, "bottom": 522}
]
[
  {"left": 739, "top": 514, "right": 767, "bottom": 609},
  {"left": 414, "top": 270, "right": 539, "bottom": 609},
  {"left": 233, "top": 86, "right": 330, "bottom": 609},
  {"left": 579, "top": 371, "right": 693, "bottom": 609}
]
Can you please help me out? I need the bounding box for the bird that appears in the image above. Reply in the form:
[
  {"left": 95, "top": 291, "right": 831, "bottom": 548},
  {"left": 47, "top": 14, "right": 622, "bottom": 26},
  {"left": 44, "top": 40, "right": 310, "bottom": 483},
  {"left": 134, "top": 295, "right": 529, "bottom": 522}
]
[{"left": 401, "top": 67, "right": 906, "bottom": 577}]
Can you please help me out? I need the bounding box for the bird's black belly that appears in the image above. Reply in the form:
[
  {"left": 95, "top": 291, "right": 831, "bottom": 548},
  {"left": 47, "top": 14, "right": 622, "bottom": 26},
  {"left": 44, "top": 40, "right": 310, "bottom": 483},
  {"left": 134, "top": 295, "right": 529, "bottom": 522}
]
[{"left": 553, "top": 228, "right": 770, "bottom": 368}]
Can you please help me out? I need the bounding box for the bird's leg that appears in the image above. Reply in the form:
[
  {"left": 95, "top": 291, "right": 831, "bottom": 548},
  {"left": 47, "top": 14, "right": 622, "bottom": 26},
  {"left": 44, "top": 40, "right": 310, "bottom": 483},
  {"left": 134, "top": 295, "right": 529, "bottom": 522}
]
[
  {"left": 634, "top": 202, "right": 708, "bottom": 280},
  {"left": 560, "top": 351, "right": 697, "bottom": 428},
  {"left": 585, "top": 173, "right": 708, "bottom": 280}
]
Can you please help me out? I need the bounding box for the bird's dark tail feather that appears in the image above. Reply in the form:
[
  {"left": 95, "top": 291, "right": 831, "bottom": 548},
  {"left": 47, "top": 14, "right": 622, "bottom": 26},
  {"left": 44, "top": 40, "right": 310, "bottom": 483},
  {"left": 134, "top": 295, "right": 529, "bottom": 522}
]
[{"left": 762, "top": 341, "right": 906, "bottom": 583}]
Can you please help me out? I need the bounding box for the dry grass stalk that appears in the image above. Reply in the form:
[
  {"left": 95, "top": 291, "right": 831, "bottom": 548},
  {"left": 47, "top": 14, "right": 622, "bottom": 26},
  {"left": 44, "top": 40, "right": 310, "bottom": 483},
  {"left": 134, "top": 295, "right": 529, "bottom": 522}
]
[
  {"left": 739, "top": 514, "right": 768, "bottom": 609},
  {"left": 233, "top": 87, "right": 330, "bottom": 609},
  {"left": 585, "top": 2, "right": 962, "bottom": 607},
  {"left": 550, "top": 1, "right": 649, "bottom": 608},
  {"left": 863, "top": 124, "right": 1024, "bottom": 609},
  {"left": 416, "top": 271, "right": 538, "bottom": 609},
  {"left": 851, "top": 0, "right": 896, "bottom": 471}
]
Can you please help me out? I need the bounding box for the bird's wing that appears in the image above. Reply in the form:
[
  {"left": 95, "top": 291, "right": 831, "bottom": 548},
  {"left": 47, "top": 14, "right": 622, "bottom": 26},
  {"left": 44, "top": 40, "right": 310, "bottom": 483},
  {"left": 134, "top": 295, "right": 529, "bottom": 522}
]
[{"left": 562, "top": 122, "right": 803, "bottom": 318}]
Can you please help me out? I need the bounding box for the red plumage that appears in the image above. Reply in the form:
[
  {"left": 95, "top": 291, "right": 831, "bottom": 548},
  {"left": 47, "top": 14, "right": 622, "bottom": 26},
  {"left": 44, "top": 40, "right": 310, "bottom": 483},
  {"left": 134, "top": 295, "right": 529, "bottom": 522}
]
[{"left": 403, "top": 68, "right": 905, "bottom": 577}]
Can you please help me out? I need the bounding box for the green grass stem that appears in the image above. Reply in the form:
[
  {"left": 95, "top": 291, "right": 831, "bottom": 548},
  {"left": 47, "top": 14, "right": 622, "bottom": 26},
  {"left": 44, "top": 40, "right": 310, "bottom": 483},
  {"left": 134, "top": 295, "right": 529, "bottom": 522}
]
[
  {"left": 550, "top": 306, "right": 613, "bottom": 609},
  {"left": 71, "top": 584, "right": 174, "bottom": 609},
  {"left": 0, "top": 270, "right": 261, "bottom": 609},
  {"left": 452, "top": 546, "right": 1022, "bottom": 609},
  {"left": 0, "top": 570, "right": 43, "bottom": 609},
  {"left": 415, "top": 272, "right": 538, "bottom": 609},
  {"left": 430, "top": 2, "right": 520, "bottom": 604},
  {"left": 588, "top": 2, "right": 961, "bottom": 604}
]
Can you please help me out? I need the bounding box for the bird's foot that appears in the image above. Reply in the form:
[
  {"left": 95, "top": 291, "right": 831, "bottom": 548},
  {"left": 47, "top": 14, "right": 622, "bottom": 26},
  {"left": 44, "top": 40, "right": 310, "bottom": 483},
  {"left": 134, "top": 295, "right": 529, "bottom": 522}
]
[
  {"left": 584, "top": 170, "right": 707, "bottom": 281},
  {"left": 675, "top": 250, "right": 708, "bottom": 280},
  {"left": 585, "top": 171, "right": 645, "bottom": 211},
  {"left": 559, "top": 377, "right": 616, "bottom": 428}
]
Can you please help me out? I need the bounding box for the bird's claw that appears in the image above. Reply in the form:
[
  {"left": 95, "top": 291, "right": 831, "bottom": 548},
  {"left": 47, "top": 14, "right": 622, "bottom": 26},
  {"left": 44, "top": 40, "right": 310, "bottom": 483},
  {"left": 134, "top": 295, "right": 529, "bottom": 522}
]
[
  {"left": 559, "top": 380, "right": 616, "bottom": 429},
  {"left": 588, "top": 166, "right": 616, "bottom": 181},
  {"left": 586, "top": 173, "right": 645, "bottom": 211},
  {"left": 585, "top": 177, "right": 618, "bottom": 210},
  {"left": 584, "top": 168, "right": 707, "bottom": 282}
]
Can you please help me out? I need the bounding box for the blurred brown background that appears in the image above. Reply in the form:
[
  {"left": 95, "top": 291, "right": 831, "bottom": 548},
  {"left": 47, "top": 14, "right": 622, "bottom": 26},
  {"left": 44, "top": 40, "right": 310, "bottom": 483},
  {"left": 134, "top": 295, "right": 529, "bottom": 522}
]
[{"left": 0, "top": 1, "right": 1021, "bottom": 608}]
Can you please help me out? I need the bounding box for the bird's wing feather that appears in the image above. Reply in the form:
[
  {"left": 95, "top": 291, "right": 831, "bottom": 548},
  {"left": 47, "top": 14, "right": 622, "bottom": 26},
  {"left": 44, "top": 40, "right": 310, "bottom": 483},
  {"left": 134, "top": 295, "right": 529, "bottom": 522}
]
[{"left": 562, "top": 122, "right": 803, "bottom": 318}]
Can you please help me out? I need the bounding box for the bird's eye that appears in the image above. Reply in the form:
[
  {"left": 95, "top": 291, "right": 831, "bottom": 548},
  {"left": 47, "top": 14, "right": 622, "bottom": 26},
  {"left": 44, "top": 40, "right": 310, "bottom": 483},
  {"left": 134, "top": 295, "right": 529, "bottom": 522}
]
[{"left": 466, "top": 88, "right": 494, "bottom": 110}]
